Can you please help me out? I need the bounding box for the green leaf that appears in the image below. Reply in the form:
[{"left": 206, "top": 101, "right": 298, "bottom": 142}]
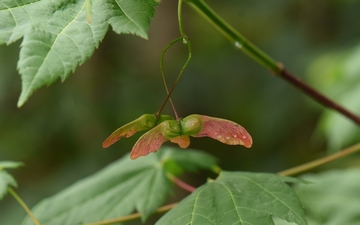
[
  {"left": 164, "top": 148, "right": 218, "bottom": 175},
  {"left": 294, "top": 168, "right": 360, "bottom": 225},
  {"left": 0, "top": 0, "right": 157, "bottom": 106},
  {"left": 107, "top": 0, "right": 158, "bottom": 38},
  {"left": 0, "top": 0, "right": 53, "bottom": 45},
  {"left": 0, "top": 161, "right": 22, "bottom": 200},
  {"left": 85, "top": 0, "right": 93, "bottom": 22},
  {"left": 21, "top": 147, "right": 218, "bottom": 225},
  {"left": 157, "top": 171, "right": 307, "bottom": 225},
  {"left": 0, "top": 170, "right": 17, "bottom": 200},
  {"left": 320, "top": 90, "right": 360, "bottom": 152},
  {"left": 307, "top": 44, "right": 360, "bottom": 151},
  {"left": 0, "top": 161, "right": 24, "bottom": 170}
]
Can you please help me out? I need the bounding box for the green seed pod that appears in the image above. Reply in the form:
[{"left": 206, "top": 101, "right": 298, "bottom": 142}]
[
  {"left": 160, "top": 120, "right": 181, "bottom": 139},
  {"left": 180, "top": 114, "right": 203, "bottom": 136},
  {"left": 139, "top": 114, "right": 173, "bottom": 129},
  {"left": 157, "top": 114, "right": 174, "bottom": 124},
  {"left": 137, "top": 114, "right": 157, "bottom": 129}
]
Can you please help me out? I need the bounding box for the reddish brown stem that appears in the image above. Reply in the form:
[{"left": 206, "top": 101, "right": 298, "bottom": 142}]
[
  {"left": 280, "top": 68, "right": 360, "bottom": 126},
  {"left": 173, "top": 177, "right": 196, "bottom": 192}
]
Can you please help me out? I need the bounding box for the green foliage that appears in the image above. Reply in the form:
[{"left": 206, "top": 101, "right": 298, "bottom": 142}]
[
  {"left": 157, "top": 171, "right": 308, "bottom": 225},
  {"left": 307, "top": 44, "right": 360, "bottom": 151},
  {"left": 0, "top": 171, "right": 17, "bottom": 200},
  {"left": 0, "top": 161, "right": 22, "bottom": 200},
  {"left": 0, "top": 161, "right": 23, "bottom": 170},
  {"left": 1, "top": 1, "right": 360, "bottom": 224},
  {"left": 294, "top": 168, "right": 360, "bottom": 225},
  {"left": 21, "top": 147, "right": 218, "bottom": 225},
  {"left": 0, "top": 0, "right": 157, "bottom": 106}
]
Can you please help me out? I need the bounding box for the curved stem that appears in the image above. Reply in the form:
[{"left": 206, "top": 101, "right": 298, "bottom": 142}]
[
  {"left": 178, "top": 0, "right": 185, "bottom": 36},
  {"left": 156, "top": 37, "right": 183, "bottom": 118},
  {"left": 8, "top": 187, "right": 41, "bottom": 225},
  {"left": 165, "top": 37, "right": 192, "bottom": 119},
  {"left": 184, "top": 0, "right": 360, "bottom": 126},
  {"left": 280, "top": 70, "right": 360, "bottom": 125},
  {"left": 167, "top": 173, "right": 196, "bottom": 192},
  {"left": 82, "top": 203, "right": 178, "bottom": 225},
  {"left": 156, "top": 0, "right": 192, "bottom": 119},
  {"left": 278, "top": 142, "right": 360, "bottom": 176},
  {"left": 156, "top": 37, "right": 192, "bottom": 119}
]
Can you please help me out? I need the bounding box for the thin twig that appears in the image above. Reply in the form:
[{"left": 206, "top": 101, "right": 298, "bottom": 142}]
[
  {"left": 157, "top": 37, "right": 183, "bottom": 118},
  {"left": 8, "top": 187, "right": 41, "bottom": 225},
  {"left": 280, "top": 69, "right": 360, "bottom": 125},
  {"left": 178, "top": 0, "right": 185, "bottom": 36},
  {"left": 278, "top": 142, "right": 360, "bottom": 176},
  {"left": 185, "top": 0, "right": 360, "bottom": 126},
  {"left": 156, "top": 36, "right": 192, "bottom": 119},
  {"left": 156, "top": 1, "right": 192, "bottom": 119},
  {"left": 82, "top": 203, "right": 178, "bottom": 225},
  {"left": 168, "top": 173, "right": 196, "bottom": 192}
]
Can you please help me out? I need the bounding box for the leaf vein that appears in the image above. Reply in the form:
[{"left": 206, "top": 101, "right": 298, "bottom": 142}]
[
  {"left": 217, "top": 182, "right": 245, "bottom": 224},
  {"left": 1, "top": 2, "right": 17, "bottom": 27},
  {"left": 114, "top": 0, "right": 144, "bottom": 34},
  {"left": 25, "top": 4, "right": 86, "bottom": 95},
  {"left": 240, "top": 176, "right": 302, "bottom": 220},
  {"left": 0, "top": 0, "right": 41, "bottom": 12}
]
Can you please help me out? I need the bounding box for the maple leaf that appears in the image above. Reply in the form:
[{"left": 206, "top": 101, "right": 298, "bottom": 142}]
[
  {"left": 0, "top": 0, "right": 158, "bottom": 106},
  {"left": 0, "top": 161, "right": 23, "bottom": 200},
  {"left": 157, "top": 171, "right": 308, "bottom": 225},
  {"left": 20, "top": 147, "right": 218, "bottom": 225}
]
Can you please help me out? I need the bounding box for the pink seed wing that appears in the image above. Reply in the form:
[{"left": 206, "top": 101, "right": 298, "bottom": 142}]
[
  {"left": 193, "top": 115, "right": 252, "bottom": 148},
  {"left": 130, "top": 124, "right": 169, "bottom": 159},
  {"left": 170, "top": 135, "right": 190, "bottom": 148},
  {"left": 102, "top": 118, "right": 147, "bottom": 148}
]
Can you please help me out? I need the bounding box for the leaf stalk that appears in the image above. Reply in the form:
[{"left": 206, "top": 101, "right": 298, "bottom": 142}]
[
  {"left": 82, "top": 203, "right": 178, "bottom": 225},
  {"left": 156, "top": 36, "right": 192, "bottom": 119},
  {"left": 278, "top": 142, "right": 360, "bottom": 176},
  {"left": 167, "top": 173, "right": 196, "bottom": 192},
  {"left": 156, "top": 0, "right": 192, "bottom": 119},
  {"left": 8, "top": 187, "right": 41, "bottom": 225},
  {"left": 178, "top": 0, "right": 185, "bottom": 37}
]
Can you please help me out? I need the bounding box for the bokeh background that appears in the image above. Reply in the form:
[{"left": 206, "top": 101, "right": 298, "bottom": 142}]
[{"left": 1, "top": 0, "right": 360, "bottom": 224}]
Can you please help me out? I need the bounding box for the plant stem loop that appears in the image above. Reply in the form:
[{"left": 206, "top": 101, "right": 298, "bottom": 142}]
[{"left": 156, "top": 1, "right": 192, "bottom": 119}]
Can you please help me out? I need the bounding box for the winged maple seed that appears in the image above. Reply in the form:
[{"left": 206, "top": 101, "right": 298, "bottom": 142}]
[
  {"left": 102, "top": 114, "right": 252, "bottom": 159},
  {"left": 102, "top": 114, "right": 173, "bottom": 148}
]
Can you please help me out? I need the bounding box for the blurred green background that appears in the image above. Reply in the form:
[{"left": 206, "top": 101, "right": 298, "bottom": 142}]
[{"left": 1, "top": 0, "right": 360, "bottom": 224}]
